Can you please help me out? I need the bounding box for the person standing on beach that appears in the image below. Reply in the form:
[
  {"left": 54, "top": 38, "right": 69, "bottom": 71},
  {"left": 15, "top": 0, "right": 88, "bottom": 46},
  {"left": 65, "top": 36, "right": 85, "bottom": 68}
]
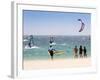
[
  {"left": 79, "top": 45, "right": 83, "bottom": 57},
  {"left": 83, "top": 46, "right": 87, "bottom": 57},
  {"left": 73, "top": 46, "right": 78, "bottom": 58},
  {"left": 48, "top": 46, "right": 55, "bottom": 60}
]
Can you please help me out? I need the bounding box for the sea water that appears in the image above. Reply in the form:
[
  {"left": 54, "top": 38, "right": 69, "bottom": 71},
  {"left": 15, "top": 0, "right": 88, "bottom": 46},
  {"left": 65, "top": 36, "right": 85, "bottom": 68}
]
[{"left": 23, "top": 35, "right": 91, "bottom": 60}]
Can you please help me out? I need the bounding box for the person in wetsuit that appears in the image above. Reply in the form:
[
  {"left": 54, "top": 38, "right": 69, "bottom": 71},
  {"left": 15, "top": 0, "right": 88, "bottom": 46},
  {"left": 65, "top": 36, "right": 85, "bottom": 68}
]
[
  {"left": 48, "top": 46, "right": 55, "bottom": 60},
  {"left": 28, "top": 35, "right": 34, "bottom": 48},
  {"left": 79, "top": 45, "right": 83, "bottom": 57},
  {"left": 74, "top": 46, "right": 78, "bottom": 58},
  {"left": 83, "top": 46, "right": 87, "bottom": 57}
]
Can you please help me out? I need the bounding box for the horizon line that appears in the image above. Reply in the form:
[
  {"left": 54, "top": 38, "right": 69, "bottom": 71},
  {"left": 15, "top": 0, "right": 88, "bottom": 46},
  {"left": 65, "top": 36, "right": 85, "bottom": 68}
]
[{"left": 23, "top": 34, "right": 91, "bottom": 36}]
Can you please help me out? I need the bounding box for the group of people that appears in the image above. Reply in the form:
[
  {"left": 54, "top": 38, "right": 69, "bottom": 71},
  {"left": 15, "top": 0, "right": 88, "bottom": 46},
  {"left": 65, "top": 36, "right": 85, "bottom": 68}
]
[
  {"left": 48, "top": 37, "right": 87, "bottom": 60},
  {"left": 74, "top": 45, "right": 87, "bottom": 58},
  {"left": 48, "top": 45, "right": 87, "bottom": 60}
]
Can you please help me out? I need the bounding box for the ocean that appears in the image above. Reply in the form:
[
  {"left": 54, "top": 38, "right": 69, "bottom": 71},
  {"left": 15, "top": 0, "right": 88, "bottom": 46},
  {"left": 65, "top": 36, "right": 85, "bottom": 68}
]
[{"left": 23, "top": 35, "right": 91, "bottom": 60}]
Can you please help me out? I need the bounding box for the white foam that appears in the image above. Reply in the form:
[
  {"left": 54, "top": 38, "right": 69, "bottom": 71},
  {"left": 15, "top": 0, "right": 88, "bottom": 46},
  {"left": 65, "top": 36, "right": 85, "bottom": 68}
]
[
  {"left": 23, "top": 39, "right": 28, "bottom": 42},
  {"left": 31, "top": 46, "right": 40, "bottom": 49},
  {"left": 24, "top": 45, "right": 40, "bottom": 49},
  {"left": 60, "top": 43, "right": 66, "bottom": 46},
  {"left": 50, "top": 42, "right": 56, "bottom": 45}
]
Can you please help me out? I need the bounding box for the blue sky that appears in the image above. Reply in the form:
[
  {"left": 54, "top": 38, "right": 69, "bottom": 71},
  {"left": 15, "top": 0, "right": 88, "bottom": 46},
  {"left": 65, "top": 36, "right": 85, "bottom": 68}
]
[{"left": 23, "top": 10, "right": 91, "bottom": 36}]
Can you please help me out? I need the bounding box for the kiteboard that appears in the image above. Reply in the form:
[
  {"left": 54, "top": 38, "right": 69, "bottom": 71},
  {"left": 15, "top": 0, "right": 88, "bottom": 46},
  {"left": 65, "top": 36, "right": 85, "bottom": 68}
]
[{"left": 48, "top": 50, "right": 65, "bottom": 54}]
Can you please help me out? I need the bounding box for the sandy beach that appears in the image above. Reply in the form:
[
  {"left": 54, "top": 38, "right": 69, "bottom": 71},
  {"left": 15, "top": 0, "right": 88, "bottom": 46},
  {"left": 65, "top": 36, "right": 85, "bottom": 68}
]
[{"left": 23, "top": 58, "right": 91, "bottom": 70}]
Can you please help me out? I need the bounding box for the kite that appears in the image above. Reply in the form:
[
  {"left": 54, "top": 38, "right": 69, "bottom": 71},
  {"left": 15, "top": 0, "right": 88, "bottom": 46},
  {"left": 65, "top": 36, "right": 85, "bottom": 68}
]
[{"left": 78, "top": 19, "right": 85, "bottom": 32}]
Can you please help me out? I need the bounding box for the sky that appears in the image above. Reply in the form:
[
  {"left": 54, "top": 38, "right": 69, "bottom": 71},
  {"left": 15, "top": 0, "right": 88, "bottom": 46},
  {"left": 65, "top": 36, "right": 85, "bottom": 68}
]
[{"left": 23, "top": 10, "right": 91, "bottom": 36}]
